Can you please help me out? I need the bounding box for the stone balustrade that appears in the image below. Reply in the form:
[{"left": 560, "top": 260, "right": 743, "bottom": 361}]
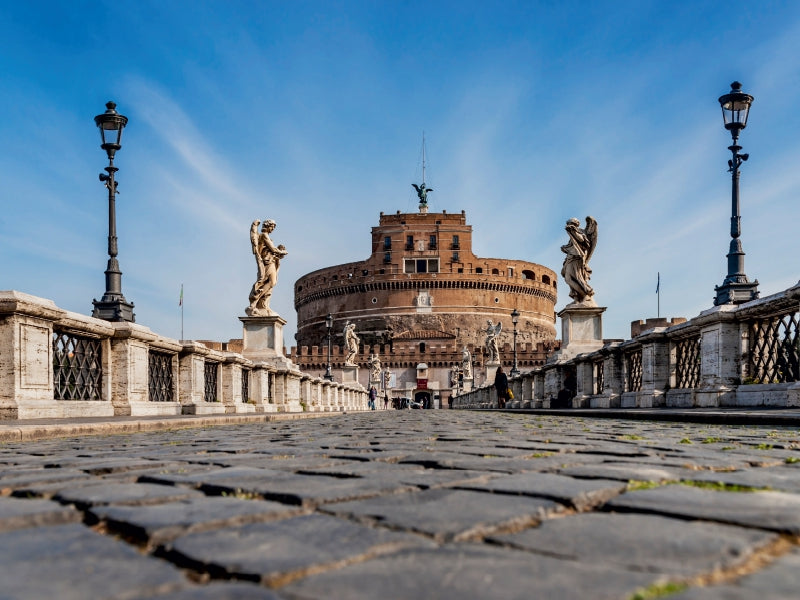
[
  {"left": 0, "top": 291, "right": 368, "bottom": 420},
  {"left": 453, "top": 282, "right": 800, "bottom": 410}
]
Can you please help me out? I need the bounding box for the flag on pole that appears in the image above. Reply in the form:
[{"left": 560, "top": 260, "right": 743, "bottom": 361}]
[
  {"left": 179, "top": 284, "right": 183, "bottom": 306},
  {"left": 656, "top": 272, "right": 660, "bottom": 294}
]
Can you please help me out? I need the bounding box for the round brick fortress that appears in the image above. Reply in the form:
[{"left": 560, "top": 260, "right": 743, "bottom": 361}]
[{"left": 294, "top": 209, "right": 558, "bottom": 352}]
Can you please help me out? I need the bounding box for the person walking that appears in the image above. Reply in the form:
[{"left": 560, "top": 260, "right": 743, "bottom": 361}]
[
  {"left": 369, "top": 386, "right": 377, "bottom": 410},
  {"left": 494, "top": 366, "right": 508, "bottom": 409},
  {"left": 383, "top": 391, "right": 389, "bottom": 410}
]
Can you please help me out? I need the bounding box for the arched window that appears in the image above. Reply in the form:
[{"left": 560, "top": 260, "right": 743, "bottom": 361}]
[
  {"left": 542, "top": 275, "right": 550, "bottom": 285},
  {"left": 522, "top": 270, "right": 535, "bottom": 280},
  {"left": 491, "top": 268, "right": 500, "bottom": 275}
]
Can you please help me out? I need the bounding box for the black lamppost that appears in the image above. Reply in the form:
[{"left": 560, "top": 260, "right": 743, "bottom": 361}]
[
  {"left": 510, "top": 308, "right": 520, "bottom": 377},
  {"left": 324, "top": 313, "right": 334, "bottom": 381},
  {"left": 714, "top": 82, "right": 759, "bottom": 306},
  {"left": 91, "top": 101, "right": 135, "bottom": 322}
]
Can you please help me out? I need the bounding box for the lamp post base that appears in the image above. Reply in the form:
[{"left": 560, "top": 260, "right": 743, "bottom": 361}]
[
  {"left": 714, "top": 279, "right": 759, "bottom": 306},
  {"left": 92, "top": 296, "right": 135, "bottom": 322}
]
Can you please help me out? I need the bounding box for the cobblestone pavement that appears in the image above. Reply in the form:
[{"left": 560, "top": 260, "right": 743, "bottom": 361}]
[{"left": 3, "top": 411, "right": 800, "bottom": 599}]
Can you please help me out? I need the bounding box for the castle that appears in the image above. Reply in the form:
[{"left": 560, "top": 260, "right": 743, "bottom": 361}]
[{"left": 287, "top": 207, "right": 559, "bottom": 407}]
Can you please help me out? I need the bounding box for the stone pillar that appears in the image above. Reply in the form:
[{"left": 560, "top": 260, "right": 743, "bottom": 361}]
[
  {"left": 635, "top": 330, "right": 670, "bottom": 408},
  {"left": 111, "top": 323, "right": 183, "bottom": 417},
  {"left": 250, "top": 366, "right": 277, "bottom": 413},
  {"left": 179, "top": 342, "right": 225, "bottom": 415},
  {"left": 600, "top": 345, "right": 623, "bottom": 408},
  {"left": 694, "top": 306, "right": 740, "bottom": 407},
  {"left": 573, "top": 360, "right": 594, "bottom": 408},
  {"left": 221, "top": 354, "right": 256, "bottom": 414}
]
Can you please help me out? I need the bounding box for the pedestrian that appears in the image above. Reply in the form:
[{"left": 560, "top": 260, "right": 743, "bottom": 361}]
[
  {"left": 494, "top": 366, "right": 508, "bottom": 409},
  {"left": 369, "top": 386, "right": 377, "bottom": 410},
  {"left": 383, "top": 391, "right": 389, "bottom": 410}
]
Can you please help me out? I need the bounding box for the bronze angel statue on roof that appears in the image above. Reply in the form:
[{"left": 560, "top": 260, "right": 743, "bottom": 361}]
[
  {"left": 412, "top": 182, "right": 433, "bottom": 205},
  {"left": 560, "top": 216, "right": 598, "bottom": 305}
]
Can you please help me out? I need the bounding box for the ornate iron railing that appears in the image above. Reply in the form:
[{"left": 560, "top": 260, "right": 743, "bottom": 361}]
[
  {"left": 675, "top": 335, "right": 701, "bottom": 389},
  {"left": 204, "top": 361, "right": 219, "bottom": 402},
  {"left": 593, "top": 359, "right": 604, "bottom": 395},
  {"left": 148, "top": 351, "right": 174, "bottom": 402},
  {"left": 53, "top": 332, "right": 102, "bottom": 401},
  {"left": 241, "top": 368, "right": 250, "bottom": 403},
  {"left": 625, "top": 349, "right": 642, "bottom": 392},
  {"left": 748, "top": 310, "right": 800, "bottom": 383}
]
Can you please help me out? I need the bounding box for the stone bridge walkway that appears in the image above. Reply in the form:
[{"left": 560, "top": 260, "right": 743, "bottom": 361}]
[{"left": 2, "top": 411, "right": 800, "bottom": 599}]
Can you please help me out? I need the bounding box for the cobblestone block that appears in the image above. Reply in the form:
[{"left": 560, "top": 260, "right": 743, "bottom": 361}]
[
  {"left": 89, "top": 496, "right": 307, "bottom": 545},
  {"left": 0, "top": 496, "right": 82, "bottom": 531},
  {"left": 321, "top": 488, "right": 565, "bottom": 542},
  {"left": 166, "top": 513, "right": 434, "bottom": 585},
  {"left": 0, "top": 523, "right": 185, "bottom": 599},
  {"left": 491, "top": 512, "right": 777, "bottom": 576},
  {"left": 455, "top": 471, "right": 627, "bottom": 510},
  {"left": 54, "top": 481, "right": 204, "bottom": 508},
  {"left": 605, "top": 485, "right": 800, "bottom": 533},
  {"left": 280, "top": 543, "right": 654, "bottom": 600}
]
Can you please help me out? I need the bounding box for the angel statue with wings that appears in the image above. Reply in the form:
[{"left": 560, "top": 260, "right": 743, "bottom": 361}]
[
  {"left": 247, "top": 219, "right": 289, "bottom": 316},
  {"left": 560, "top": 216, "right": 598, "bottom": 305},
  {"left": 484, "top": 320, "right": 502, "bottom": 364},
  {"left": 412, "top": 182, "right": 433, "bottom": 206}
]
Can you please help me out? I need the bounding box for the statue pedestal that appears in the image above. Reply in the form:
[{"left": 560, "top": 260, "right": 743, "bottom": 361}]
[
  {"left": 551, "top": 303, "right": 606, "bottom": 362},
  {"left": 341, "top": 365, "right": 359, "bottom": 384},
  {"left": 462, "top": 377, "right": 474, "bottom": 393},
  {"left": 485, "top": 361, "right": 500, "bottom": 385},
  {"left": 239, "top": 314, "right": 295, "bottom": 371}
]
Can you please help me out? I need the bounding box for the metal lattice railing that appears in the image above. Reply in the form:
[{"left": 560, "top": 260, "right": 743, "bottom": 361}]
[
  {"left": 675, "top": 335, "right": 701, "bottom": 389},
  {"left": 148, "top": 350, "right": 174, "bottom": 402},
  {"left": 625, "top": 349, "right": 642, "bottom": 392},
  {"left": 204, "top": 361, "right": 219, "bottom": 402},
  {"left": 241, "top": 368, "right": 250, "bottom": 403},
  {"left": 53, "top": 332, "right": 102, "bottom": 401},
  {"left": 593, "top": 359, "right": 604, "bottom": 395},
  {"left": 748, "top": 310, "right": 800, "bottom": 383}
]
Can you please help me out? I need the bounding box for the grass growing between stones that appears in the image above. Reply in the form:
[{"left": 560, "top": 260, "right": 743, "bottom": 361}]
[
  {"left": 679, "top": 438, "right": 692, "bottom": 444},
  {"left": 627, "top": 480, "right": 668, "bottom": 491},
  {"left": 628, "top": 581, "right": 687, "bottom": 600},
  {"left": 677, "top": 481, "right": 767, "bottom": 493}
]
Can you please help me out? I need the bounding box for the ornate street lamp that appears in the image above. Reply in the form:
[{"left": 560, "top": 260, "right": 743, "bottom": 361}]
[
  {"left": 91, "top": 101, "right": 135, "bottom": 322},
  {"left": 510, "top": 308, "right": 520, "bottom": 377},
  {"left": 324, "top": 313, "right": 334, "bottom": 380},
  {"left": 714, "top": 82, "right": 759, "bottom": 306}
]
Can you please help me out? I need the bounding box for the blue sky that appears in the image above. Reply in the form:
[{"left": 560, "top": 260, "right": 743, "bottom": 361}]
[{"left": 2, "top": 1, "right": 799, "bottom": 347}]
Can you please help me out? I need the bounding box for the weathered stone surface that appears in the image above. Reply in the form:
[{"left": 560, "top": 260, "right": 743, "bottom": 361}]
[
  {"left": 558, "top": 462, "right": 683, "bottom": 482},
  {"left": 455, "top": 472, "right": 627, "bottom": 510},
  {"left": 670, "top": 548, "right": 800, "bottom": 599},
  {"left": 0, "top": 523, "right": 185, "bottom": 599},
  {"left": 491, "top": 512, "right": 777, "bottom": 576},
  {"left": 681, "top": 465, "right": 800, "bottom": 493},
  {"left": 605, "top": 485, "right": 800, "bottom": 533},
  {"left": 54, "top": 481, "right": 203, "bottom": 508},
  {"left": 167, "top": 513, "right": 433, "bottom": 585},
  {"left": 0, "top": 496, "right": 83, "bottom": 531},
  {"left": 321, "top": 488, "right": 565, "bottom": 542},
  {"left": 280, "top": 544, "right": 654, "bottom": 600},
  {"left": 149, "top": 582, "right": 284, "bottom": 599},
  {"left": 4, "top": 412, "right": 800, "bottom": 598},
  {"left": 90, "top": 496, "right": 307, "bottom": 545}
]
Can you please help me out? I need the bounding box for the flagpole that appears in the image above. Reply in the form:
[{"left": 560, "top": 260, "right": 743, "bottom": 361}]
[
  {"left": 657, "top": 272, "right": 660, "bottom": 319},
  {"left": 180, "top": 283, "right": 184, "bottom": 341}
]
